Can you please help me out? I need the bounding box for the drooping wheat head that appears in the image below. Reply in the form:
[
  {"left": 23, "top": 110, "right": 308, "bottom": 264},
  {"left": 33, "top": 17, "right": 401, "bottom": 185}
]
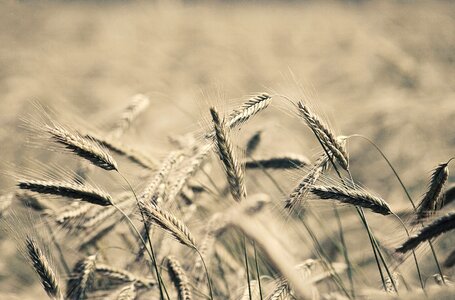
[
  {"left": 210, "top": 107, "right": 246, "bottom": 202},
  {"left": 25, "top": 237, "right": 62, "bottom": 299}
]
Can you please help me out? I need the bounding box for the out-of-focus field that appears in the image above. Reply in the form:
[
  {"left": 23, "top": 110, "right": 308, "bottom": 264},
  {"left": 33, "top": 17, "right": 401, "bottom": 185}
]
[{"left": 0, "top": 0, "right": 454, "bottom": 298}]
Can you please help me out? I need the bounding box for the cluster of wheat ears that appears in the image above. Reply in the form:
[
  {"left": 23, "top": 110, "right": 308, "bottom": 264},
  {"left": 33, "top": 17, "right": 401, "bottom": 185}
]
[{"left": 1, "top": 93, "right": 454, "bottom": 299}]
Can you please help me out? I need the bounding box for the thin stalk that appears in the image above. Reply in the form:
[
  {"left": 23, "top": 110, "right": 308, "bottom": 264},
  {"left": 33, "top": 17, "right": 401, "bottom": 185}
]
[
  {"left": 118, "top": 172, "right": 170, "bottom": 300},
  {"left": 195, "top": 249, "right": 214, "bottom": 300},
  {"left": 348, "top": 172, "right": 398, "bottom": 294},
  {"left": 243, "top": 236, "right": 252, "bottom": 300},
  {"left": 248, "top": 156, "right": 286, "bottom": 196},
  {"left": 252, "top": 241, "right": 263, "bottom": 300},
  {"left": 44, "top": 221, "right": 70, "bottom": 275},
  {"left": 308, "top": 209, "right": 368, "bottom": 287},
  {"left": 357, "top": 209, "right": 386, "bottom": 288},
  {"left": 333, "top": 205, "right": 355, "bottom": 298},
  {"left": 389, "top": 211, "right": 424, "bottom": 288},
  {"left": 348, "top": 134, "right": 443, "bottom": 286},
  {"left": 311, "top": 132, "right": 393, "bottom": 293},
  {"left": 248, "top": 154, "right": 351, "bottom": 298},
  {"left": 300, "top": 219, "right": 352, "bottom": 299},
  {"left": 201, "top": 168, "right": 222, "bottom": 195}
]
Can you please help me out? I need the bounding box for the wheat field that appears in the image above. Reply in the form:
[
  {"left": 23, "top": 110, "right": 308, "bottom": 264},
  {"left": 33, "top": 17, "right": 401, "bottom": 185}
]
[{"left": 0, "top": 1, "right": 454, "bottom": 299}]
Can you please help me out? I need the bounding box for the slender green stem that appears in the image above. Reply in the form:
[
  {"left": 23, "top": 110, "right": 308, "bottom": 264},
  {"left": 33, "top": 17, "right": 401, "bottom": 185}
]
[
  {"left": 248, "top": 153, "right": 351, "bottom": 298},
  {"left": 252, "top": 241, "right": 263, "bottom": 300},
  {"left": 363, "top": 211, "right": 386, "bottom": 286},
  {"left": 243, "top": 236, "right": 252, "bottom": 300},
  {"left": 391, "top": 212, "right": 424, "bottom": 290},
  {"left": 348, "top": 170, "right": 398, "bottom": 294},
  {"left": 195, "top": 249, "right": 214, "bottom": 300},
  {"left": 44, "top": 221, "right": 71, "bottom": 275},
  {"left": 117, "top": 172, "right": 169, "bottom": 300},
  {"left": 333, "top": 205, "right": 355, "bottom": 298},
  {"left": 428, "top": 241, "right": 445, "bottom": 285},
  {"left": 310, "top": 132, "right": 393, "bottom": 293},
  {"left": 348, "top": 134, "right": 441, "bottom": 286},
  {"left": 300, "top": 219, "right": 352, "bottom": 299}
]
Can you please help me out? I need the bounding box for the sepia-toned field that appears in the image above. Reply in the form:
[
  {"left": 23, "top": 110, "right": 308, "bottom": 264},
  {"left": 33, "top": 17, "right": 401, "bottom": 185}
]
[{"left": 0, "top": 1, "right": 454, "bottom": 299}]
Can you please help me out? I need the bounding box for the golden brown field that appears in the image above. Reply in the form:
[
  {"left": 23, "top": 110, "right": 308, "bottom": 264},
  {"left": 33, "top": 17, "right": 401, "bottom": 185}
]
[{"left": 0, "top": 1, "right": 454, "bottom": 299}]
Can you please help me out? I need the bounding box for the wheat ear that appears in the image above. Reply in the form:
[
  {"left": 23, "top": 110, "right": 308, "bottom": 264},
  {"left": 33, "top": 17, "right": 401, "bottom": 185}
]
[
  {"left": 85, "top": 132, "right": 156, "bottom": 170},
  {"left": 396, "top": 212, "right": 455, "bottom": 253},
  {"left": 246, "top": 153, "right": 311, "bottom": 169},
  {"left": 116, "top": 283, "right": 137, "bottom": 300},
  {"left": 167, "top": 256, "right": 192, "bottom": 300},
  {"left": 245, "top": 130, "right": 262, "bottom": 157},
  {"left": 193, "top": 214, "right": 222, "bottom": 285},
  {"left": 56, "top": 203, "right": 92, "bottom": 224},
  {"left": 45, "top": 123, "right": 118, "bottom": 171},
  {"left": 296, "top": 101, "right": 348, "bottom": 170},
  {"left": 167, "top": 145, "right": 210, "bottom": 203},
  {"left": 140, "top": 151, "right": 183, "bottom": 204},
  {"left": 109, "top": 94, "right": 150, "bottom": 139},
  {"left": 25, "top": 237, "right": 62, "bottom": 299},
  {"left": 16, "top": 190, "right": 56, "bottom": 212},
  {"left": 415, "top": 162, "right": 450, "bottom": 222},
  {"left": 267, "top": 280, "right": 289, "bottom": 300},
  {"left": 310, "top": 185, "right": 392, "bottom": 215},
  {"left": 210, "top": 107, "right": 246, "bottom": 202},
  {"left": 444, "top": 249, "right": 455, "bottom": 268},
  {"left": 0, "top": 193, "right": 13, "bottom": 217},
  {"left": 228, "top": 93, "right": 272, "bottom": 129},
  {"left": 384, "top": 272, "right": 400, "bottom": 294},
  {"left": 285, "top": 153, "right": 330, "bottom": 210},
  {"left": 141, "top": 203, "right": 197, "bottom": 249},
  {"left": 66, "top": 254, "right": 97, "bottom": 300},
  {"left": 169, "top": 94, "right": 269, "bottom": 202},
  {"left": 95, "top": 263, "right": 155, "bottom": 289},
  {"left": 82, "top": 196, "right": 131, "bottom": 229},
  {"left": 18, "top": 179, "right": 112, "bottom": 206}
]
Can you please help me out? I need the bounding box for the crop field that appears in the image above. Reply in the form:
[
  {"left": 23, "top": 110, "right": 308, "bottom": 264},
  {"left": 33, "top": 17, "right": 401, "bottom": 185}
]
[{"left": 0, "top": 1, "right": 454, "bottom": 299}]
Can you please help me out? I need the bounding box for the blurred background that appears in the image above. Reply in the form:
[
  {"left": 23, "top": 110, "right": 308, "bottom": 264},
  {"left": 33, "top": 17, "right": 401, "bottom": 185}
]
[{"left": 0, "top": 0, "right": 454, "bottom": 298}]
